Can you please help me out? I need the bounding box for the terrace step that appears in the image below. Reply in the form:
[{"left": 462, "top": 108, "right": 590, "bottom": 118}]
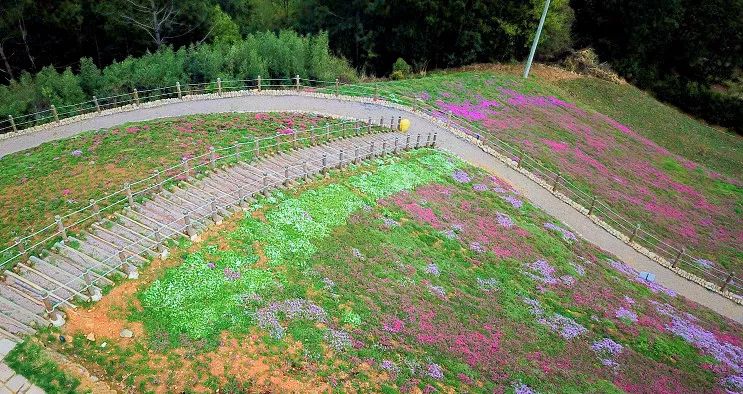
[{"left": 0, "top": 128, "right": 423, "bottom": 332}]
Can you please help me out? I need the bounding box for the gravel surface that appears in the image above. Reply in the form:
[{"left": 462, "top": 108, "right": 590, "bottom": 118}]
[{"left": 1, "top": 93, "right": 740, "bottom": 323}]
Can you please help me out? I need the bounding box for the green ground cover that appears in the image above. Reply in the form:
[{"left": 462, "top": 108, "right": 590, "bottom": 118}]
[
  {"left": 33, "top": 149, "right": 742, "bottom": 393},
  {"left": 350, "top": 70, "right": 742, "bottom": 271}
]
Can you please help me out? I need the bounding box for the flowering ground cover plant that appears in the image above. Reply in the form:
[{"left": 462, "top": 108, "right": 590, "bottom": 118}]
[
  {"left": 34, "top": 149, "right": 742, "bottom": 393},
  {"left": 0, "top": 113, "right": 346, "bottom": 250},
  {"left": 354, "top": 71, "right": 742, "bottom": 271}
]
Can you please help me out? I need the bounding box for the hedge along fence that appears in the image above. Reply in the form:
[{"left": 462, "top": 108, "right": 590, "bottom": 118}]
[
  {"left": 0, "top": 76, "right": 740, "bottom": 305},
  {"left": 0, "top": 30, "right": 356, "bottom": 133}
]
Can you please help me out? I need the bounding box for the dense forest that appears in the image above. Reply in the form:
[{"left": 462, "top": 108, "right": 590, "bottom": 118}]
[{"left": 0, "top": 0, "right": 741, "bottom": 132}]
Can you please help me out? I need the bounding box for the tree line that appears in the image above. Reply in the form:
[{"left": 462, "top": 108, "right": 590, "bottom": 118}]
[{"left": 0, "top": 0, "right": 740, "bottom": 132}]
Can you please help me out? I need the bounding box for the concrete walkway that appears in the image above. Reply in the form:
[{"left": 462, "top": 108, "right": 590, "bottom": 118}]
[
  {"left": 1, "top": 93, "right": 741, "bottom": 323},
  {"left": 0, "top": 339, "right": 44, "bottom": 393}
]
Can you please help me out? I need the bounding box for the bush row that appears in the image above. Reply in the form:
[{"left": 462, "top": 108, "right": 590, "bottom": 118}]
[{"left": 0, "top": 30, "right": 356, "bottom": 124}]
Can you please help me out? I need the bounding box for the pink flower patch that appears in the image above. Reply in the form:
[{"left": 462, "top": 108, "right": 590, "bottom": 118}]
[
  {"left": 62, "top": 189, "right": 72, "bottom": 196},
  {"left": 254, "top": 113, "right": 269, "bottom": 120},
  {"left": 400, "top": 203, "right": 440, "bottom": 227},
  {"left": 382, "top": 317, "right": 405, "bottom": 333},
  {"left": 644, "top": 202, "right": 685, "bottom": 221},
  {"left": 542, "top": 139, "right": 570, "bottom": 153}
]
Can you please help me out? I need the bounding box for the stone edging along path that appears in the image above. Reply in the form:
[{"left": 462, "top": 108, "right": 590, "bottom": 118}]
[{"left": 0, "top": 89, "right": 740, "bottom": 323}]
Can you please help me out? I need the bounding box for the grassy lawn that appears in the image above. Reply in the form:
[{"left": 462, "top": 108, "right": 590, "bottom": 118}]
[
  {"left": 0, "top": 113, "right": 348, "bottom": 253},
  {"left": 350, "top": 68, "right": 742, "bottom": 271},
  {"left": 32, "top": 150, "right": 742, "bottom": 393}
]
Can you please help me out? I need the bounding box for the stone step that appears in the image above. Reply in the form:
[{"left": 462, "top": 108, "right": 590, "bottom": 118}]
[
  {"left": 0, "top": 294, "right": 46, "bottom": 327},
  {"left": 26, "top": 257, "right": 86, "bottom": 294},
  {"left": 45, "top": 251, "right": 113, "bottom": 288},
  {"left": 57, "top": 239, "right": 123, "bottom": 277}
]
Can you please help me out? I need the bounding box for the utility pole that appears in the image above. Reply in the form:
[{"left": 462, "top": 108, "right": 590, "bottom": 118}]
[{"left": 523, "top": 0, "right": 552, "bottom": 79}]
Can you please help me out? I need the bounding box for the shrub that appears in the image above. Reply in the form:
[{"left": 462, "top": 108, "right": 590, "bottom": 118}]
[{"left": 392, "top": 58, "right": 412, "bottom": 80}]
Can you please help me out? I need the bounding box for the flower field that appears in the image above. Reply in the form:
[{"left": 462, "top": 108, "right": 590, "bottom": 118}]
[
  {"left": 353, "top": 71, "right": 742, "bottom": 271},
  {"left": 0, "top": 113, "right": 346, "bottom": 250},
  {"left": 39, "top": 149, "right": 742, "bottom": 393}
]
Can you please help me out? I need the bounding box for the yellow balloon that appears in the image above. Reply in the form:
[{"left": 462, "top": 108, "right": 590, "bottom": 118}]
[{"left": 399, "top": 118, "right": 411, "bottom": 132}]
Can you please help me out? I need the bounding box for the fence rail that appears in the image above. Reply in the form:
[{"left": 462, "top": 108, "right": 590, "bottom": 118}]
[{"left": 0, "top": 76, "right": 739, "bottom": 302}]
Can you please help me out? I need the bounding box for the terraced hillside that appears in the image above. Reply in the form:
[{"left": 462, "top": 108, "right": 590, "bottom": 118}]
[
  {"left": 18, "top": 149, "right": 739, "bottom": 393},
  {"left": 351, "top": 69, "right": 742, "bottom": 272}
]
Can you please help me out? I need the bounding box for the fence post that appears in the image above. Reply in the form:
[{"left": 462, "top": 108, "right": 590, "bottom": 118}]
[
  {"left": 354, "top": 147, "right": 360, "bottom": 164},
  {"left": 120, "top": 251, "right": 138, "bottom": 279},
  {"left": 396, "top": 116, "right": 401, "bottom": 130},
  {"left": 14, "top": 237, "right": 26, "bottom": 261},
  {"left": 382, "top": 140, "right": 387, "bottom": 156},
  {"left": 90, "top": 199, "right": 101, "bottom": 221},
  {"left": 325, "top": 124, "right": 331, "bottom": 142},
  {"left": 338, "top": 149, "right": 344, "bottom": 169},
  {"left": 93, "top": 96, "right": 101, "bottom": 113},
  {"left": 210, "top": 198, "right": 221, "bottom": 224},
  {"left": 380, "top": 116, "right": 384, "bottom": 126},
  {"left": 303, "top": 161, "right": 308, "bottom": 180},
  {"left": 432, "top": 131, "right": 438, "bottom": 147},
  {"left": 335, "top": 78, "right": 339, "bottom": 96},
  {"left": 217, "top": 78, "right": 222, "bottom": 96},
  {"left": 183, "top": 210, "right": 197, "bottom": 240},
  {"left": 295, "top": 74, "right": 300, "bottom": 90},
  {"left": 720, "top": 272, "right": 735, "bottom": 292},
  {"left": 367, "top": 118, "right": 372, "bottom": 134},
  {"left": 292, "top": 132, "right": 298, "bottom": 149},
  {"left": 389, "top": 117, "right": 394, "bottom": 129},
  {"left": 370, "top": 141, "right": 375, "bottom": 158},
  {"left": 154, "top": 169, "right": 163, "bottom": 192},
  {"left": 405, "top": 135, "right": 411, "bottom": 150},
  {"left": 84, "top": 270, "right": 102, "bottom": 301},
  {"left": 415, "top": 134, "right": 421, "bottom": 149},
  {"left": 284, "top": 166, "right": 290, "bottom": 186},
  {"left": 56, "top": 215, "right": 67, "bottom": 241},
  {"left": 394, "top": 137, "right": 399, "bottom": 154},
  {"left": 176, "top": 82, "right": 183, "bottom": 99},
  {"left": 257, "top": 75, "right": 262, "bottom": 91},
  {"left": 51, "top": 105, "right": 59, "bottom": 123},
  {"left": 587, "top": 196, "right": 597, "bottom": 216},
  {"left": 374, "top": 85, "right": 379, "bottom": 100},
  {"left": 262, "top": 172, "right": 269, "bottom": 196},
  {"left": 182, "top": 158, "right": 191, "bottom": 179},
  {"left": 551, "top": 172, "right": 561, "bottom": 192},
  {"left": 153, "top": 228, "right": 167, "bottom": 255},
  {"left": 517, "top": 150, "right": 525, "bottom": 168},
  {"left": 133, "top": 88, "right": 140, "bottom": 106},
  {"left": 43, "top": 296, "right": 64, "bottom": 326},
  {"left": 274, "top": 134, "right": 281, "bottom": 152},
  {"left": 629, "top": 223, "right": 641, "bottom": 243},
  {"left": 254, "top": 138, "right": 260, "bottom": 158},
  {"left": 8, "top": 115, "right": 16, "bottom": 133},
  {"left": 355, "top": 122, "right": 361, "bottom": 136},
  {"left": 125, "top": 183, "right": 134, "bottom": 206},
  {"left": 671, "top": 247, "right": 685, "bottom": 268},
  {"left": 310, "top": 128, "right": 317, "bottom": 146},
  {"left": 425, "top": 133, "right": 432, "bottom": 147},
  {"left": 209, "top": 146, "right": 217, "bottom": 170}
]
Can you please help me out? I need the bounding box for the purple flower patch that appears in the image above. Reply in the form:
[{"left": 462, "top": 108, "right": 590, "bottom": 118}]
[
  {"left": 524, "top": 260, "right": 559, "bottom": 285},
  {"left": 615, "top": 307, "right": 638, "bottom": 323},
  {"left": 469, "top": 241, "right": 485, "bottom": 253},
  {"left": 496, "top": 212, "right": 514, "bottom": 228},
  {"left": 513, "top": 381, "right": 539, "bottom": 394},
  {"left": 503, "top": 195, "right": 524, "bottom": 209},
  {"left": 544, "top": 222, "right": 577, "bottom": 242},
  {"left": 255, "top": 299, "right": 327, "bottom": 339},
  {"left": 429, "top": 285, "right": 446, "bottom": 298},
  {"left": 452, "top": 169, "right": 471, "bottom": 183},
  {"left": 70, "top": 149, "right": 83, "bottom": 157},
  {"left": 427, "top": 363, "right": 444, "bottom": 380},
  {"left": 425, "top": 263, "right": 440, "bottom": 276},
  {"left": 473, "top": 183, "right": 489, "bottom": 192}
]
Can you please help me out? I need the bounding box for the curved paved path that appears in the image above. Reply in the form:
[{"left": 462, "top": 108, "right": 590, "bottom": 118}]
[{"left": 1, "top": 93, "right": 741, "bottom": 323}]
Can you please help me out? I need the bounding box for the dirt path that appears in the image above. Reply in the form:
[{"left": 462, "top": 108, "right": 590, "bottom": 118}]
[{"left": 1, "top": 92, "right": 740, "bottom": 323}]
